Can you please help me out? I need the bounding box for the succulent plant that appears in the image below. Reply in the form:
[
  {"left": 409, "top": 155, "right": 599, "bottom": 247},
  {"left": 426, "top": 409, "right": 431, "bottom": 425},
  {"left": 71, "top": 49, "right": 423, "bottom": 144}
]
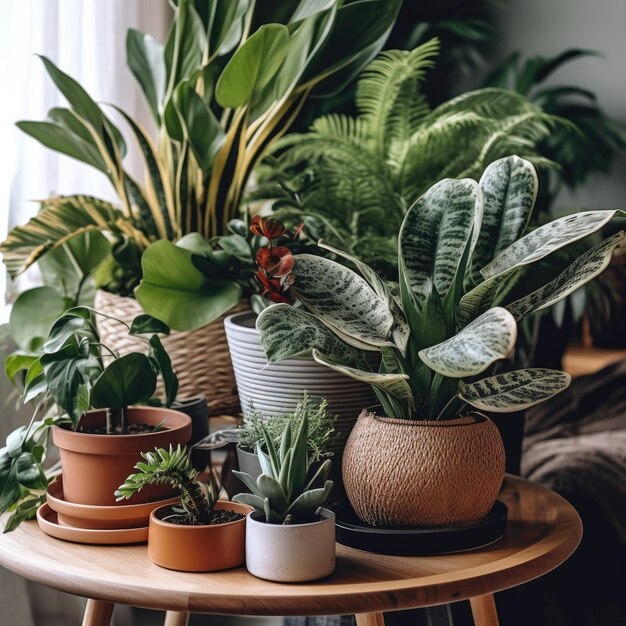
[
  {"left": 116, "top": 445, "right": 218, "bottom": 525},
  {"left": 233, "top": 412, "right": 333, "bottom": 524}
]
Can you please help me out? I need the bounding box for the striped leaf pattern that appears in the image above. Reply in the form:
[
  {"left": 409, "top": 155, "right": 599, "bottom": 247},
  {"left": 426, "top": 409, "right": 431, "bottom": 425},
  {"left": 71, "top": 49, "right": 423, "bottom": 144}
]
[
  {"left": 0, "top": 195, "right": 136, "bottom": 277},
  {"left": 469, "top": 156, "right": 537, "bottom": 284},
  {"left": 418, "top": 307, "right": 517, "bottom": 377},
  {"left": 256, "top": 304, "right": 363, "bottom": 364},
  {"left": 460, "top": 368, "right": 571, "bottom": 412},
  {"left": 506, "top": 231, "right": 626, "bottom": 320},
  {"left": 399, "top": 178, "right": 481, "bottom": 310},
  {"left": 481, "top": 210, "right": 624, "bottom": 280},
  {"left": 293, "top": 255, "right": 395, "bottom": 348}
]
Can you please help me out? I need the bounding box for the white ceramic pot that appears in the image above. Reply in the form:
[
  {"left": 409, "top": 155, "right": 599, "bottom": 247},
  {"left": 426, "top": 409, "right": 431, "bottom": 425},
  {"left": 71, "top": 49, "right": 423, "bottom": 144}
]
[
  {"left": 245, "top": 509, "right": 336, "bottom": 582},
  {"left": 224, "top": 312, "right": 376, "bottom": 454}
]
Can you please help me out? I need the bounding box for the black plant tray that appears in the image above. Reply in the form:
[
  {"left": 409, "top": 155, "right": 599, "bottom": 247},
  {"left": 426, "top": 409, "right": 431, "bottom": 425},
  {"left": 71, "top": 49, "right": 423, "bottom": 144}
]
[{"left": 334, "top": 501, "right": 508, "bottom": 556}]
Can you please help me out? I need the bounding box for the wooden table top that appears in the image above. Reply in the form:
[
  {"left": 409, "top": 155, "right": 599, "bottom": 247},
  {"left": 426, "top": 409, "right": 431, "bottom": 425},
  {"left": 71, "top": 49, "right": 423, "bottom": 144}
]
[{"left": 0, "top": 476, "right": 581, "bottom": 617}]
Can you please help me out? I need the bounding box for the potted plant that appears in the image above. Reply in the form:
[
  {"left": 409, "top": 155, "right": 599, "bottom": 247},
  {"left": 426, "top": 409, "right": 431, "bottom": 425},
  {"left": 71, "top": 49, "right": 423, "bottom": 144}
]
[
  {"left": 256, "top": 155, "right": 626, "bottom": 527},
  {"left": 236, "top": 393, "right": 336, "bottom": 480},
  {"left": 233, "top": 413, "right": 335, "bottom": 582},
  {"left": 224, "top": 216, "right": 376, "bottom": 430},
  {"left": 0, "top": 306, "right": 192, "bottom": 530},
  {"left": 116, "top": 445, "right": 250, "bottom": 572},
  {"left": 0, "top": 0, "right": 401, "bottom": 409}
]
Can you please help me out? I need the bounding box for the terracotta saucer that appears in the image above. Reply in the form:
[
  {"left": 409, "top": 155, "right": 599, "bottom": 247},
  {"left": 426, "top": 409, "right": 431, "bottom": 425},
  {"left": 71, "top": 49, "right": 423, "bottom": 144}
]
[
  {"left": 46, "top": 476, "right": 180, "bottom": 530},
  {"left": 37, "top": 503, "right": 148, "bottom": 545}
]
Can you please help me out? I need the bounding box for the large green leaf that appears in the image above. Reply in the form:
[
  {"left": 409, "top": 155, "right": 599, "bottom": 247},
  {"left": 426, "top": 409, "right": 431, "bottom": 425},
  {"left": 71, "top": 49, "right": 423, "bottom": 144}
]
[
  {"left": 418, "top": 307, "right": 517, "bottom": 378},
  {"left": 469, "top": 156, "right": 538, "bottom": 284},
  {"left": 148, "top": 335, "right": 178, "bottom": 407},
  {"left": 8, "top": 287, "right": 67, "bottom": 352},
  {"left": 4, "top": 353, "right": 39, "bottom": 386},
  {"left": 506, "top": 231, "right": 626, "bottom": 320},
  {"left": 216, "top": 24, "right": 290, "bottom": 108},
  {"left": 399, "top": 178, "right": 481, "bottom": 311},
  {"left": 481, "top": 210, "right": 624, "bottom": 279},
  {"left": 256, "top": 303, "right": 362, "bottom": 363},
  {"left": 293, "top": 255, "right": 394, "bottom": 349},
  {"left": 126, "top": 29, "right": 166, "bottom": 123},
  {"left": 0, "top": 195, "right": 130, "bottom": 277},
  {"left": 208, "top": 0, "right": 250, "bottom": 57},
  {"left": 460, "top": 368, "right": 571, "bottom": 412},
  {"left": 91, "top": 353, "right": 156, "bottom": 410},
  {"left": 135, "top": 239, "right": 241, "bottom": 331}
]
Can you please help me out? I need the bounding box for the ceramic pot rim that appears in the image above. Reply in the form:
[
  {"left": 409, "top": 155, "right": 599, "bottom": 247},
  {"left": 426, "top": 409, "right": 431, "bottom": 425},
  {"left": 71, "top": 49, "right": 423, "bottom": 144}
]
[
  {"left": 247, "top": 507, "right": 335, "bottom": 529},
  {"left": 224, "top": 311, "right": 258, "bottom": 335},
  {"left": 362, "top": 410, "right": 489, "bottom": 428},
  {"left": 149, "top": 500, "right": 252, "bottom": 530}
]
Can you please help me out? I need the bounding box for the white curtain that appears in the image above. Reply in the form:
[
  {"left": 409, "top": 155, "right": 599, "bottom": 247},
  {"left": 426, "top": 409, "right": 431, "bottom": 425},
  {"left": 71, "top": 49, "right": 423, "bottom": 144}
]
[
  {"left": 0, "top": 3, "right": 171, "bottom": 624},
  {"left": 0, "top": 0, "right": 172, "bottom": 319}
]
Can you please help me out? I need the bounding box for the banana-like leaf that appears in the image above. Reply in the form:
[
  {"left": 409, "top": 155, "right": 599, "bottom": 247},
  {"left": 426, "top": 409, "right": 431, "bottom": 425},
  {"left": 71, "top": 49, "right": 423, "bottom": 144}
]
[
  {"left": 256, "top": 303, "right": 362, "bottom": 364},
  {"left": 460, "top": 368, "right": 571, "bottom": 412},
  {"left": 0, "top": 195, "right": 134, "bottom": 277},
  {"left": 312, "top": 349, "right": 414, "bottom": 408},
  {"left": 481, "top": 210, "right": 624, "bottom": 279},
  {"left": 399, "top": 178, "right": 481, "bottom": 311},
  {"left": 293, "top": 255, "right": 395, "bottom": 348},
  {"left": 506, "top": 231, "right": 626, "bottom": 320},
  {"left": 419, "top": 307, "right": 517, "bottom": 378},
  {"left": 469, "top": 156, "right": 537, "bottom": 284}
]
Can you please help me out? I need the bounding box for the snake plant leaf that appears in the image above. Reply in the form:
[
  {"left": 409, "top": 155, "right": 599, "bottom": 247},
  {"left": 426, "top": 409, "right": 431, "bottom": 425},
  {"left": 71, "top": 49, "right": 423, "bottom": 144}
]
[
  {"left": 148, "top": 335, "right": 178, "bottom": 408},
  {"left": 286, "top": 481, "right": 333, "bottom": 518},
  {"left": 91, "top": 353, "right": 156, "bottom": 411},
  {"left": 216, "top": 24, "right": 290, "bottom": 108},
  {"left": 256, "top": 474, "right": 289, "bottom": 515},
  {"left": 481, "top": 210, "right": 625, "bottom": 280},
  {"left": 126, "top": 29, "right": 166, "bottom": 124},
  {"left": 399, "top": 178, "right": 482, "bottom": 311},
  {"left": 293, "top": 255, "right": 395, "bottom": 348},
  {"left": 256, "top": 303, "right": 363, "bottom": 363},
  {"left": 311, "top": 349, "right": 414, "bottom": 408},
  {"left": 469, "top": 156, "right": 538, "bottom": 284},
  {"left": 506, "top": 231, "right": 626, "bottom": 320},
  {"left": 231, "top": 470, "right": 259, "bottom": 495},
  {"left": 231, "top": 491, "right": 267, "bottom": 512},
  {"left": 419, "top": 307, "right": 517, "bottom": 378},
  {"left": 135, "top": 240, "right": 241, "bottom": 331},
  {"left": 0, "top": 195, "right": 133, "bottom": 278},
  {"left": 304, "top": 458, "right": 332, "bottom": 492},
  {"left": 460, "top": 368, "right": 571, "bottom": 412}
]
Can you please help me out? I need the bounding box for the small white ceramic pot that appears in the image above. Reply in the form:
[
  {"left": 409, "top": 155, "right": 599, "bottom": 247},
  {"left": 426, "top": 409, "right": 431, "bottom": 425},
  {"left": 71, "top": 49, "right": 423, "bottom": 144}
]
[{"left": 245, "top": 508, "right": 336, "bottom": 582}]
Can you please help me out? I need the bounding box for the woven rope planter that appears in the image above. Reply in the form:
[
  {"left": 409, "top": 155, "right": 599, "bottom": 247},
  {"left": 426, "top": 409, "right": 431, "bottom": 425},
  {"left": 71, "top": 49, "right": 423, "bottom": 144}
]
[
  {"left": 342, "top": 411, "right": 505, "bottom": 527},
  {"left": 94, "top": 290, "right": 248, "bottom": 414}
]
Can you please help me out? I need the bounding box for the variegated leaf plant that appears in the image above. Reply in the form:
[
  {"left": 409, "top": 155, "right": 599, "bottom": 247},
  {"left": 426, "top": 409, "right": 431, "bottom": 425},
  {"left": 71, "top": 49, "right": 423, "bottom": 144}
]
[{"left": 257, "top": 155, "right": 625, "bottom": 420}]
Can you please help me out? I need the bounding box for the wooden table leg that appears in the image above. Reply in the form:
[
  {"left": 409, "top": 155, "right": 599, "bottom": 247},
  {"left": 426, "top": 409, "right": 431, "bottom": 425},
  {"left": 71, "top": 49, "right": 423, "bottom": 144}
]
[
  {"left": 82, "top": 599, "right": 114, "bottom": 626},
  {"left": 470, "top": 594, "right": 500, "bottom": 626},
  {"left": 164, "top": 611, "right": 190, "bottom": 626},
  {"left": 356, "top": 613, "right": 385, "bottom": 626}
]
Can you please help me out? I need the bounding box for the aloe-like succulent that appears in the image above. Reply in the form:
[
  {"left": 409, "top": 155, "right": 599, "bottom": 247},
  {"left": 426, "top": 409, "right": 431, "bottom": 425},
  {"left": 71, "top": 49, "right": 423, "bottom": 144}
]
[
  {"left": 233, "top": 412, "right": 333, "bottom": 524},
  {"left": 116, "top": 445, "right": 218, "bottom": 524},
  {"left": 256, "top": 155, "right": 626, "bottom": 420}
]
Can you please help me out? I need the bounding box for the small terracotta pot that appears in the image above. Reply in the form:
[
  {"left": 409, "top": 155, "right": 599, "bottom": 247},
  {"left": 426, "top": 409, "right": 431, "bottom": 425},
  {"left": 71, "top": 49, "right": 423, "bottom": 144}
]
[
  {"left": 53, "top": 407, "right": 192, "bottom": 506},
  {"left": 245, "top": 508, "right": 336, "bottom": 582},
  {"left": 148, "top": 501, "right": 251, "bottom": 572},
  {"left": 342, "top": 411, "right": 505, "bottom": 527}
]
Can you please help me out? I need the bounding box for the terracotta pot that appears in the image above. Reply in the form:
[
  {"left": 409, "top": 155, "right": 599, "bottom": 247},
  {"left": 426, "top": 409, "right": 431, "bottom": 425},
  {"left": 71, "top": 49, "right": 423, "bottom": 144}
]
[
  {"left": 148, "top": 501, "right": 251, "bottom": 572},
  {"left": 245, "top": 508, "right": 336, "bottom": 582},
  {"left": 342, "top": 411, "right": 505, "bottom": 527},
  {"left": 46, "top": 475, "right": 179, "bottom": 530},
  {"left": 52, "top": 407, "right": 192, "bottom": 506}
]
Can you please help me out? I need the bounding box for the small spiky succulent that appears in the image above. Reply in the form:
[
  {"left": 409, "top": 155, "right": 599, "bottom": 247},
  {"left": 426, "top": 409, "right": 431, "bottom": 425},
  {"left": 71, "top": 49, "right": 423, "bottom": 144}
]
[
  {"left": 115, "top": 445, "right": 218, "bottom": 524},
  {"left": 233, "top": 412, "right": 333, "bottom": 525}
]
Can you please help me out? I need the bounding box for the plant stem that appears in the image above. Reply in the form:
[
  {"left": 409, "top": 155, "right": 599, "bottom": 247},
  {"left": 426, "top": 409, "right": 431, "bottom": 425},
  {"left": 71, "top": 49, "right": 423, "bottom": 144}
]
[{"left": 106, "top": 407, "right": 128, "bottom": 435}]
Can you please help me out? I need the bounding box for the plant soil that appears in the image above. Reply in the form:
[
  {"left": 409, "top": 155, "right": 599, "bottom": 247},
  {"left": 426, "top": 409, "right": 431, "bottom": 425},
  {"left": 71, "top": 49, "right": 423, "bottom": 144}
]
[
  {"left": 157, "top": 506, "right": 244, "bottom": 526},
  {"left": 76, "top": 423, "right": 158, "bottom": 435}
]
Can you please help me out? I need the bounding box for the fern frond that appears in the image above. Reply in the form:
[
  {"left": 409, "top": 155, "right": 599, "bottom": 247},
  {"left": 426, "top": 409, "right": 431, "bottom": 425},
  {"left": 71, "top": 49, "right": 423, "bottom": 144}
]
[{"left": 356, "top": 38, "right": 440, "bottom": 160}]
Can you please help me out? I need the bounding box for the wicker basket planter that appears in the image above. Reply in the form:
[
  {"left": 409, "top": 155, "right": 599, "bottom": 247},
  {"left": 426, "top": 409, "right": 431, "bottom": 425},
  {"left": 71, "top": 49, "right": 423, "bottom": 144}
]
[
  {"left": 94, "top": 290, "right": 248, "bottom": 414},
  {"left": 342, "top": 411, "right": 505, "bottom": 527}
]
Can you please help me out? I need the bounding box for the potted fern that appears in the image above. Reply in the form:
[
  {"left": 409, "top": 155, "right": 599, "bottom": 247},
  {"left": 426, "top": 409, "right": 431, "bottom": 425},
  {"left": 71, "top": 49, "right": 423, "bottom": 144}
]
[
  {"left": 256, "top": 155, "right": 626, "bottom": 527},
  {"left": 233, "top": 412, "right": 335, "bottom": 582},
  {"left": 0, "top": 0, "right": 401, "bottom": 409},
  {"left": 116, "top": 445, "right": 250, "bottom": 572}
]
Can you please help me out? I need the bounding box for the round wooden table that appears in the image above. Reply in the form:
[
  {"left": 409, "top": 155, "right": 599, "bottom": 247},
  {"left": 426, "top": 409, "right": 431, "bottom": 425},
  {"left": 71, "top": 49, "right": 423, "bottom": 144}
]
[{"left": 0, "top": 476, "right": 581, "bottom": 626}]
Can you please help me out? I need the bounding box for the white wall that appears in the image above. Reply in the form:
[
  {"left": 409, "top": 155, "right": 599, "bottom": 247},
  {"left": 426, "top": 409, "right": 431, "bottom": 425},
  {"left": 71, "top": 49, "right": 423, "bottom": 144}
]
[{"left": 495, "top": 0, "right": 626, "bottom": 210}]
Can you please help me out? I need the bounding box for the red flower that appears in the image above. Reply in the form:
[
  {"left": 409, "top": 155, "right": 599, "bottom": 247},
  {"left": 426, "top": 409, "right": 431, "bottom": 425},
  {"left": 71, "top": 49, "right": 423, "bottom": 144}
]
[
  {"left": 250, "top": 216, "right": 286, "bottom": 240},
  {"left": 256, "top": 246, "right": 294, "bottom": 277}
]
